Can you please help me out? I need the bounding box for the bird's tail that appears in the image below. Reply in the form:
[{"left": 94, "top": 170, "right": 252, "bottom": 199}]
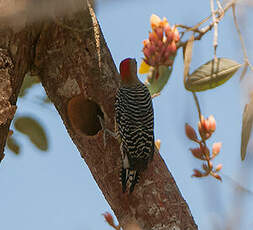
[{"left": 120, "top": 168, "right": 140, "bottom": 193}]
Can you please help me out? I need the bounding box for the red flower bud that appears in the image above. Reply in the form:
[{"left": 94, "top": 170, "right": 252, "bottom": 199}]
[
  {"left": 192, "top": 169, "right": 203, "bottom": 178},
  {"left": 168, "top": 41, "right": 177, "bottom": 53},
  {"left": 163, "top": 50, "right": 170, "bottom": 59},
  {"left": 149, "top": 32, "right": 158, "bottom": 43},
  {"left": 143, "top": 47, "right": 149, "bottom": 56},
  {"left": 103, "top": 212, "right": 116, "bottom": 228},
  {"left": 190, "top": 148, "right": 205, "bottom": 160},
  {"left": 185, "top": 123, "right": 198, "bottom": 141},
  {"left": 164, "top": 24, "right": 171, "bottom": 34},
  {"left": 149, "top": 44, "right": 156, "bottom": 53},
  {"left": 173, "top": 28, "right": 180, "bottom": 42},
  {"left": 212, "top": 173, "right": 222, "bottom": 181},
  {"left": 154, "top": 27, "right": 164, "bottom": 40},
  {"left": 165, "top": 30, "right": 174, "bottom": 42},
  {"left": 157, "top": 40, "right": 163, "bottom": 49},
  {"left": 198, "top": 116, "right": 212, "bottom": 140}
]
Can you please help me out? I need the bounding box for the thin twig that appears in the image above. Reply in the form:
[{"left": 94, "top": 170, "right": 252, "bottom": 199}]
[
  {"left": 216, "top": 0, "right": 224, "bottom": 13},
  {"left": 192, "top": 92, "right": 202, "bottom": 121},
  {"left": 210, "top": 0, "right": 218, "bottom": 59},
  {"left": 177, "top": 0, "right": 237, "bottom": 49},
  {"left": 232, "top": 3, "right": 253, "bottom": 80},
  {"left": 232, "top": 4, "right": 247, "bottom": 63}
]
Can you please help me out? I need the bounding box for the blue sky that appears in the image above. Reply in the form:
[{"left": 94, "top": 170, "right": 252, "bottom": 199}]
[{"left": 1, "top": 1, "right": 253, "bottom": 230}]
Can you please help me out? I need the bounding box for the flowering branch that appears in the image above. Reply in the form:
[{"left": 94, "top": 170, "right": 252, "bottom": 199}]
[{"left": 185, "top": 114, "right": 222, "bottom": 181}]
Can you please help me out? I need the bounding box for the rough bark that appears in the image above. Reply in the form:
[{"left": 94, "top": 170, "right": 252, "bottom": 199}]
[
  {"left": 0, "top": 20, "right": 41, "bottom": 161},
  {"left": 0, "top": 1, "right": 198, "bottom": 230}
]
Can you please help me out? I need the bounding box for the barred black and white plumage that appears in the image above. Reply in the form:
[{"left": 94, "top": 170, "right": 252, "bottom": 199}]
[{"left": 115, "top": 81, "right": 154, "bottom": 193}]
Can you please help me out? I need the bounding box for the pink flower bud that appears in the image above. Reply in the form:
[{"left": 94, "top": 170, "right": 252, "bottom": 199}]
[
  {"left": 202, "top": 119, "right": 209, "bottom": 132},
  {"left": 165, "top": 30, "right": 173, "bottom": 42},
  {"left": 149, "top": 32, "right": 158, "bottom": 43},
  {"left": 212, "top": 173, "right": 222, "bottom": 181},
  {"left": 143, "top": 39, "right": 150, "bottom": 46},
  {"left": 190, "top": 148, "right": 205, "bottom": 160},
  {"left": 215, "top": 164, "right": 222, "bottom": 172},
  {"left": 173, "top": 28, "right": 180, "bottom": 42},
  {"left": 168, "top": 41, "right": 177, "bottom": 53},
  {"left": 150, "top": 14, "right": 161, "bottom": 30},
  {"left": 208, "top": 115, "right": 216, "bottom": 133},
  {"left": 198, "top": 120, "right": 203, "bottom": 136},
  {"left": 164, "top": 24, "right": 171, "bottom": 34},
  {"left": 212, "top": 142, "right": 222, "bottom": 158},
  {"left": 192, "top": 169, "right": 203, "bottom": 178},
  {"left": 150, "top": 43, "right": 156, "bottom": 52},
  {"left": 143, "top": 48, "right": 151, "bottom": 58},
  {"left": 157, "top": 40, "right": 163, "bottom": 49},
  {"left": 198, "top": 116, "right": 211, "bottom": 139},
  {"left": 185, "top": 123, "right": 198, "bottom": 141},
  {"left": 163, "top": 50, "right": 170, "bottom": 60},
  {"left": 149, "top": 55, "right": 156, "bottom": 66},
  {"left": 160, "top": 46, "right": 167, "bottom": 56},
  {"left": 154, "top": 27, "right": 163, "bottom": 40},
  {"left": 103, "top": 212, "right": 116, "bottom": 228},
  {"left": 159, "top": 17, "right": 168, "bottom": 28}
]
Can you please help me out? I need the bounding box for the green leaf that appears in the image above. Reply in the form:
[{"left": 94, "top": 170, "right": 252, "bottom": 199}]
[
  {"left": 146, "top": 65, "right": 173, "bottom": 96},
  {"left": 14, "top": 116, "right": 48, "bottom": 151},
  {"left": 19, "top": 74, "right": 40, "bottom": 97},
  {"left": 185, "top": 58, "right": 242, "bottom": 92},
  {"left": 241, "top": 101, "right": 253, "bottom": 160},
  {"left": 7, "top": 136, "right": 20, "bottom": 155}
]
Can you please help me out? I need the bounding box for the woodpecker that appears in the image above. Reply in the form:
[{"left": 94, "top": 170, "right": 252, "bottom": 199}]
[{"left": 115, "top": 58, "right": 154, "bottom": 193}]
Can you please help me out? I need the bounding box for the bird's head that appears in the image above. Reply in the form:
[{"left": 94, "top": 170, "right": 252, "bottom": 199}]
[{"left": 119, "top": 58, "right": 139, "bottom": 85}]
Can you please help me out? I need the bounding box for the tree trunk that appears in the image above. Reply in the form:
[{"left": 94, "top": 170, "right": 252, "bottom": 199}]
[{"left": 0, "top": 1, "right": 198, "bottom": 229}]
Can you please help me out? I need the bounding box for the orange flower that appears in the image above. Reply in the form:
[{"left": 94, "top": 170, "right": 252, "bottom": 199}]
[{"left": 140, "top": 14, "right": 180, "bottom": 74}]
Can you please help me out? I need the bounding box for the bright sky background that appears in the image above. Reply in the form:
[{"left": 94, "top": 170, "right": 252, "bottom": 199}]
[{"left": 1, "top": 1, "right": 253, "bottom": 230}]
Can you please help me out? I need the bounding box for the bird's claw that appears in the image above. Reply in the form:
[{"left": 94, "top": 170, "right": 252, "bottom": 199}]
[{"left": 98, "top": 115, "right": 117, "bottom": 148}]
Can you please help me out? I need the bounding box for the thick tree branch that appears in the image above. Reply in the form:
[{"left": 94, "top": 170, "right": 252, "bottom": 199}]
[
  {"left": 0, "top": 21, "right": 40, "bottom": 162},
  {"left": 34, "top": 2, "right": 197, "bottom": 230},
  {"left": 0, "top": 1, "right": 197, "bottom": 229}
]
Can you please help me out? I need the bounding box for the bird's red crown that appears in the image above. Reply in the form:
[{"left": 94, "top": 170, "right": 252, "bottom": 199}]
[{"left": 119, "top": 58, "right": 132, "bottom": 79}]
